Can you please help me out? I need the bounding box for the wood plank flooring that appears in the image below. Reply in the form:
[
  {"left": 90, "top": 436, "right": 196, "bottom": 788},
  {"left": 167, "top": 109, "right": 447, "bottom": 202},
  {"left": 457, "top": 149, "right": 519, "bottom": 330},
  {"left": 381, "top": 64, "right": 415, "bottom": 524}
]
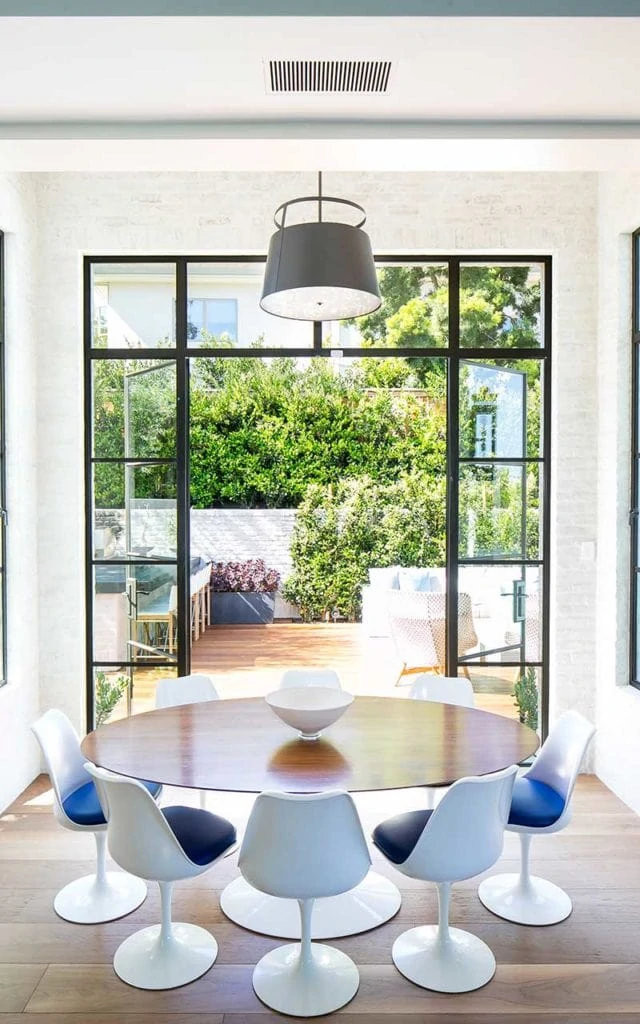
[
  {"left": 131, "top": 622, "right": 519, "bottom": 719},
  {"left": 0, "top": 773, "right": 639, "bottom": 1021}
]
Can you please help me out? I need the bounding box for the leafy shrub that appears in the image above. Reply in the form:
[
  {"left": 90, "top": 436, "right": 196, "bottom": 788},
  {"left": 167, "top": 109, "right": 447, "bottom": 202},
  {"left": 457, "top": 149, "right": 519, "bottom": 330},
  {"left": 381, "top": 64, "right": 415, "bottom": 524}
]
[
  {"left": 512, "top": 667, "right": 539, "bottom": 731},
  {"left": 210, "top": 559, "right": 280, "bottom": 593},
  {"left": 282, "top": 473, "right": 446, "bottom": 622},
  {"left": 94, "top": 671, "right": 128, "bottom": 727}
]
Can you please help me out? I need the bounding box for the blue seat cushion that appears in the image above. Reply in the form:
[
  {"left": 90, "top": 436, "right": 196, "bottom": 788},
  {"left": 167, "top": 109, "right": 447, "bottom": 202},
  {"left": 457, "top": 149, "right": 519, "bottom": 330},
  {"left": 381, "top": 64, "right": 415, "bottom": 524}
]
[
  {"left": 62, "top": 778, "right": 162, "bottom": 827},
  {"left": 509, "top": 777, "right": 565, "bottom": 829},
  {"left": 163, "top": 805, "right": 236, "bottom": 866},
  {"left": 372, "top": 808, "right": 433, "bottom": 865}
]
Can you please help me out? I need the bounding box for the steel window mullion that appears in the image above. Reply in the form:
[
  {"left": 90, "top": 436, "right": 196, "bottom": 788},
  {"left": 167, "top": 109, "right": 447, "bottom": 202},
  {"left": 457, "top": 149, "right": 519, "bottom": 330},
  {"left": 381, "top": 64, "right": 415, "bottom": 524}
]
[
  {"left": 84, "top": 256, "right": 96, "bottom": 727},
  {"left": 176, "top": 259, "right": 190, "bottom": 679},
  {"left": 446, "top": 258, "right": 460, "bottom": 676},
  {"left": 0, "top": 235, "right": 5, "bottom": 687},
  {"left": 631, "top": 231, "right": 640, "bottom": 690}
]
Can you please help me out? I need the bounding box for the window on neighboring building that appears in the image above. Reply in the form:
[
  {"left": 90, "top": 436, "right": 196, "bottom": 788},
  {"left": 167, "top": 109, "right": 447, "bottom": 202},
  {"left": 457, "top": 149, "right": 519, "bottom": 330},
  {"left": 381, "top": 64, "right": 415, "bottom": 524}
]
[{"left": 187, "top": 298, "right": 238, "bottom": 343}]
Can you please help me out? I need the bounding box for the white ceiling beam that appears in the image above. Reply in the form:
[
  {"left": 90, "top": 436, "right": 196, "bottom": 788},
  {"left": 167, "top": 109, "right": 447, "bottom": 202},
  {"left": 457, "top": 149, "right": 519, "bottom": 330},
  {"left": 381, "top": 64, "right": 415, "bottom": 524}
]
[{"left": 1, "top": 1, "right": 640, "bottom": 13}]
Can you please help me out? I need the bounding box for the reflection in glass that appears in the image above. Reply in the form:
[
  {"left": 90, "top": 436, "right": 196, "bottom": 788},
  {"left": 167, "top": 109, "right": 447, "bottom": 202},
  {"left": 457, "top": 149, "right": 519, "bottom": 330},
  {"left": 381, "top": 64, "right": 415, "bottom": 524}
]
[
  {"left": 93, "top": 463, "right": 177, "bottom": 560},
  {"left": 92, "top": 360, "right": 176, "bottom": 459},
  {"left": 91, "top": 263, "right": 176, "bottom": 349},
  {"left": 460, "top": 263, "right": 543, "bottom": 349},
  {"left": 458, "top": 565, "right": 542, "bottom": 664},
  {"left": 459, "top": 463, "right": 541, "bottom": 561},
  {"left": 322, "top": 264, "right": 449, "bottom": 348},
  {"left": 460, "top": 359, "right": 543, "bottom": 460},
  {"left": 93, "top": 563, "right": 177, "bottom": 664}
]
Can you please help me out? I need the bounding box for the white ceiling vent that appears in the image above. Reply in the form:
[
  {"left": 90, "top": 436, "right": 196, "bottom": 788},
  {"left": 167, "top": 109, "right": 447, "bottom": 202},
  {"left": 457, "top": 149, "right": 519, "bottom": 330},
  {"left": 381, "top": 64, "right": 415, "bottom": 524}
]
[{"left": 266, "top": 60, "right": 392, "bottom": 94}]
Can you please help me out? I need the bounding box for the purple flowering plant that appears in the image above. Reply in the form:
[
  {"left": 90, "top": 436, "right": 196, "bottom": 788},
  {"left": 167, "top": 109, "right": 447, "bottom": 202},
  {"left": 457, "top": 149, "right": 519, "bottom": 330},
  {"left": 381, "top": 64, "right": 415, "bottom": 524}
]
[{"left": 210, "top": 558, "right": 281, "bottom": 594}]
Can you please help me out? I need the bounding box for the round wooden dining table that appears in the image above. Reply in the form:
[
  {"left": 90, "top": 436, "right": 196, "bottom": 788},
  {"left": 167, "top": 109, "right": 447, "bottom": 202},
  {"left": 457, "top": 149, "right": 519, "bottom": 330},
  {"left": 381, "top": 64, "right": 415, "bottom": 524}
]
[{"left": 82, "top": 696, "right": 538, "bottom": 939}]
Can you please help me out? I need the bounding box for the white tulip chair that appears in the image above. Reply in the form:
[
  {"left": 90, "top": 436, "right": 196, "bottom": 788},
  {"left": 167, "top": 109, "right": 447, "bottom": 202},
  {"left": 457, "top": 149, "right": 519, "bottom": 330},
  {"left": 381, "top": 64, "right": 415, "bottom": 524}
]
[
  {"left": 408, "top": 674, "right": 475, "bottom": 808},
  {"left": 478, "top": 710, "right": 596, "bottom": 925},
  {"left": 155, "top": 674, "right": 219, "bottom": 809},
  {"left": 373, "top": 765, "right": 517, "bottom": 993},
  {"left": 86, "top": 763, "right": 236, "bottom": 990},
  {"left": 279, "top": 668, "right": 343, "bottom": 690},
  {"left": 239, "top": 790, "right": 371, "bottom": 1016},
  {"left": 31, "top": 709, "right": 162, "bottom": 923},
  {"left": 408, "top": 673, "right": 475, "bottom": 708}
]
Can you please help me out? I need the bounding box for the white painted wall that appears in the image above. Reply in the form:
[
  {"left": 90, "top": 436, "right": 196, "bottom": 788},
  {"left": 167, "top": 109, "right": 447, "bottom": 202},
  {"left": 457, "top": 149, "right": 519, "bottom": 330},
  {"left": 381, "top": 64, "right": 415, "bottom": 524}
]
[
  {"left": 0, "top": 173, "right": 41, "bottom": 811},
  {"left": 595, "top": 173, "right": 640, "bottom": 813},
  {"left": 31, "top": 171, "right": 599, "bottom": 744}
]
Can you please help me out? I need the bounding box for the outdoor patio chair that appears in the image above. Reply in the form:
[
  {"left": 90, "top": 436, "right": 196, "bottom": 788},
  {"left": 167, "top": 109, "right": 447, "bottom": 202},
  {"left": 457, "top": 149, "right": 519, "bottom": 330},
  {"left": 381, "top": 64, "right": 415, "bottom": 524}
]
[{"left": 388, "top": 590, "right": 478, "bottom": 685}]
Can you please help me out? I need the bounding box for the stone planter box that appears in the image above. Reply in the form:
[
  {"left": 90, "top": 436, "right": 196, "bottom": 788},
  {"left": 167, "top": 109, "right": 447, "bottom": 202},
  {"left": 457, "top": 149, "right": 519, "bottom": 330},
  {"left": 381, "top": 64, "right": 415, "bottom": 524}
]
[{"left": 211, "top": 591, "right": 276, "bottom": 625}]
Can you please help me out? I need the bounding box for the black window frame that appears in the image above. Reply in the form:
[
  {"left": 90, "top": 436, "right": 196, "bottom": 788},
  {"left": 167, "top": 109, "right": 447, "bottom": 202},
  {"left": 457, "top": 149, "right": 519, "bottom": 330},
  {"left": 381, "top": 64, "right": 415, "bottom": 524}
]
[
  {"left": 84, "top": 254, "right": 551, "bottom": 735},
  {"left": 0, "top": 233, "right": 7, "bottom": 688},
  {"left": 631, "top": 229, "right": 640, "bottom": 689}
]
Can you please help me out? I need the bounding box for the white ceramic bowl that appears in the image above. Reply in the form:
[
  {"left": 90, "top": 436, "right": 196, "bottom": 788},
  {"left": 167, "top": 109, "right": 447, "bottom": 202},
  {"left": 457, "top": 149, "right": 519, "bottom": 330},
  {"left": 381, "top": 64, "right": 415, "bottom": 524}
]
[{"left": 265, "top": 686, "right": 354, "bottom": 740}]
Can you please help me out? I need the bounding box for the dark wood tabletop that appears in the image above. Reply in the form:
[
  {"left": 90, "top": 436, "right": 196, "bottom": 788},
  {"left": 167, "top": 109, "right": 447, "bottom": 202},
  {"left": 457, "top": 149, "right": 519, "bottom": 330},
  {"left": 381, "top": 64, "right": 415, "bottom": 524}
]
[{"left": 81, "top": 696, "right": 539, "bottom": 793}]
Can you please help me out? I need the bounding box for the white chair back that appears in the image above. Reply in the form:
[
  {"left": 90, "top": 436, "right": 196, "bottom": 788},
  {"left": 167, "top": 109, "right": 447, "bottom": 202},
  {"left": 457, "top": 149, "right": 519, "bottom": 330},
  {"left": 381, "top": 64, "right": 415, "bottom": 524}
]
[
  {"left": 85, "top": 763, "right": 196, "bottom": 881},
  {"left": 279, "top": 668, "right": 342, "bottom": 690},
  {"left": 32, "top": 709, "right": 88, "bottom": 810},
  {"left": 409, "top": 673, "right": 475, "bottom": 708},
  {"left": 525, "top": 710, "right": 595, "bottom": 806},
  {"left": 155, "top": 674, "right": 219, "bottom": 709},
  {"left": 402, "top": 764, "right": 517, "bottom": 882},
  {"left": 239, "top": 790, "right": 371, "bottom": 900}
]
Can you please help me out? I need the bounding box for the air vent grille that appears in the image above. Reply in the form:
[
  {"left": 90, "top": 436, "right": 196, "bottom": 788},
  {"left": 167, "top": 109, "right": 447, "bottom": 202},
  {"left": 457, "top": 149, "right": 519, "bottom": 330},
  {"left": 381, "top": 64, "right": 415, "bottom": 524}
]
[{"left": 267, "top": 60, "right": 392, "bottom": 94}]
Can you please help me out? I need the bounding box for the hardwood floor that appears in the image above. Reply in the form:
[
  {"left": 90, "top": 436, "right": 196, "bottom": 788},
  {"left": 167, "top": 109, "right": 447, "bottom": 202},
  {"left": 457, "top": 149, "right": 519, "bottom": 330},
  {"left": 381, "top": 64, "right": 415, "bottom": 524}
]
[
  {"left": 129, "top": 623, "right": 521, "bottom": 719},
  {"left": 1, "top": 773, "right": 640, "bottom": 1020}
]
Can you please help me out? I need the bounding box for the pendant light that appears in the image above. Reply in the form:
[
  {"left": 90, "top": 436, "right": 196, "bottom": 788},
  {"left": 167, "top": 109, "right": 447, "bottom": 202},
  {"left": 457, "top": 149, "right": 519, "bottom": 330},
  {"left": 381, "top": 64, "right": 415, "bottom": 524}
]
[{"left": 260, "top": 172, "right": 381, "bottom": 321}]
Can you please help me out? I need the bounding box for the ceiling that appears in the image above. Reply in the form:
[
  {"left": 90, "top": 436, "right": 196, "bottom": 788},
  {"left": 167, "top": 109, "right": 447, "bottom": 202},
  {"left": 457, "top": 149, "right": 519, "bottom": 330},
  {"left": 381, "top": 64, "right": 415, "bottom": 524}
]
[{"left": 2, "top": 15, "right": 640, "bottom": 171}]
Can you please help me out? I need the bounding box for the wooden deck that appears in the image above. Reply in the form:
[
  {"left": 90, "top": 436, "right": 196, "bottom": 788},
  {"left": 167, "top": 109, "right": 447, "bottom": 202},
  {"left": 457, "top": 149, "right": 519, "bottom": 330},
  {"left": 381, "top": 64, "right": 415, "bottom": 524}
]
[
  {"left": 3, "top": 773, "right": 640, "bottom": 1020},
  {"left": 130, "top": 622, "right": 521, "bottom": 719}
]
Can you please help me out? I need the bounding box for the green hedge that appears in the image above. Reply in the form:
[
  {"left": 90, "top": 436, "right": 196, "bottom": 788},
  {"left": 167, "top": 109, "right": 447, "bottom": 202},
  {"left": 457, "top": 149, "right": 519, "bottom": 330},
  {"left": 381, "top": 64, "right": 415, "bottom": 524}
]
[{"left": 281, "top": 474, "right": 447, "bottom": 622}]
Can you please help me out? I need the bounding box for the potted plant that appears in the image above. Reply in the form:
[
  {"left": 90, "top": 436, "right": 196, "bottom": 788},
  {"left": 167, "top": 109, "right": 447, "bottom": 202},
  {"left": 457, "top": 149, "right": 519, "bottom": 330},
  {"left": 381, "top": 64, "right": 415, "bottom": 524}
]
[{"left": 210, "top": 559, "right": 281, "bottom": 625}]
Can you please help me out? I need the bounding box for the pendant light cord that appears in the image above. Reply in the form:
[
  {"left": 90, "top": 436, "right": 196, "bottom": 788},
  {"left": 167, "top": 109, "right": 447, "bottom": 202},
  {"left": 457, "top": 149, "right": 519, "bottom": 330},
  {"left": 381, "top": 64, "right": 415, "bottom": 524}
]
[{"left": 318, "top": 170, "right": 322, "bottom": 223}]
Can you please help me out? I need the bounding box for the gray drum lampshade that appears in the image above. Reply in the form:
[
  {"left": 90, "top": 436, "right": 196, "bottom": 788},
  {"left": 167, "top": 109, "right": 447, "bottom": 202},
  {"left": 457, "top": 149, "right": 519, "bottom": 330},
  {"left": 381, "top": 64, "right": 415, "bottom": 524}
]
[{"left": 260, "top": 177, "right": 381, "bottom": 321}]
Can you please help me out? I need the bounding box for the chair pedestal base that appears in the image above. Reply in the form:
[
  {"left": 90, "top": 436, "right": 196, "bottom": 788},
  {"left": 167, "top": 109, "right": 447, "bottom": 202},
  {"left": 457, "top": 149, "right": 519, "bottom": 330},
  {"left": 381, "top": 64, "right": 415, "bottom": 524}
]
[
  {"left": 392, "top": 925, "right": 496, "bottom": 993},
  {"left": 253, "top": 943, "right": 359, "bottom": 1017},
  {"left": 114, "top": 923, "right": 217, "bottom": 990},
  {"left": 54, "top": 872, "right": 147, "bottom": 924},
  {"left": 220, "top": 871, "right": 401, "bottom": 938},
  {"left": 478, "top": 872, "right": 572, "bottom": 926}
]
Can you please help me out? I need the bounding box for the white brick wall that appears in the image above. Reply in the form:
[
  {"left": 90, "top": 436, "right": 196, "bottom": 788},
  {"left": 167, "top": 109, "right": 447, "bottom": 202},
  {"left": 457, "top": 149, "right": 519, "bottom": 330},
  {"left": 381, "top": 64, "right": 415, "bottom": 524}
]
[
  {"left": 0, "top": 173, "right": 41, "bottom": 811},
  {"left": 595, "top": 173, "right": 640, "bottom": 813},
  {"left": 31, "top": 171, "right": 600, "bottom": 744}
]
